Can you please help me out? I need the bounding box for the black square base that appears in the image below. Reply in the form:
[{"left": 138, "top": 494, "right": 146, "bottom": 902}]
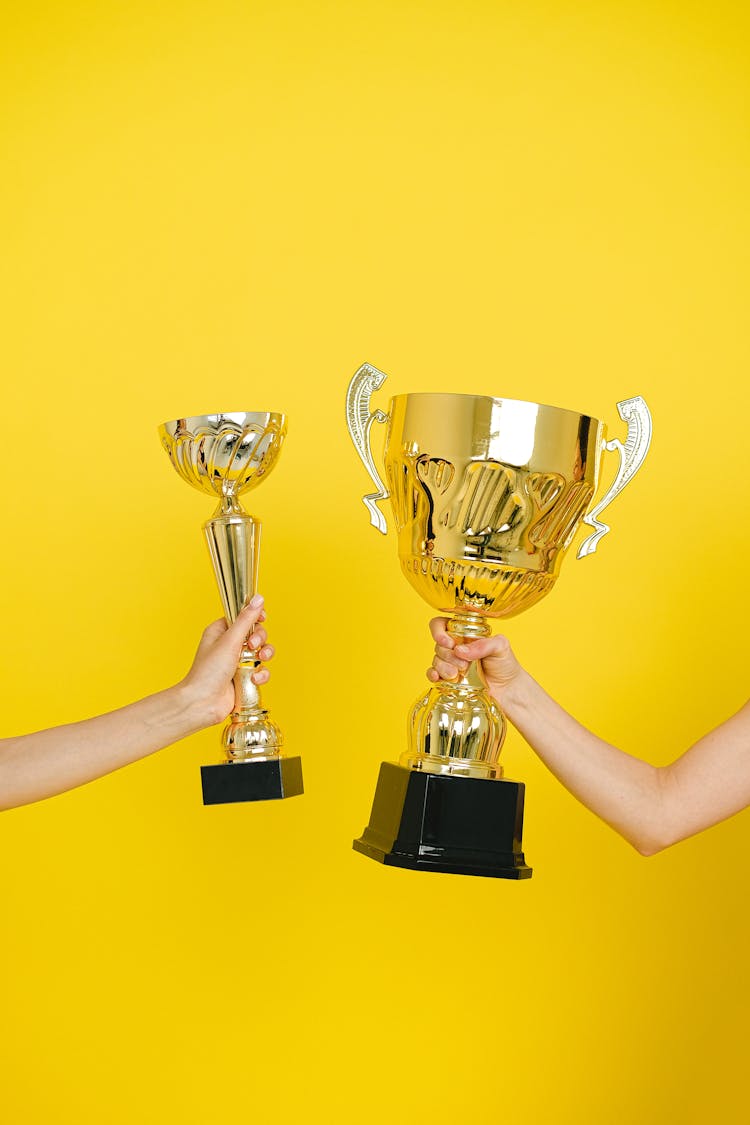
[
  {"left": 353, "top": 761, "right": 531, "bottom": 879},
  {"left": 200, "top": 756, "right": 304, "bottom": 806}
]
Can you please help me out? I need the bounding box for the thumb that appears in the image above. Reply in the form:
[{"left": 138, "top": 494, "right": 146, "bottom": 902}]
[
  {"left": 456, "top": 634, "right": 521, "bottom": 692},
  {"left": 195, "top": 617, "right": 230, "bottom": 654},
  {"left": 220, "top": 595, "right": 265, "bottom": 652},
  {"left": 455, "top": 634, "right": 516, "bottom": 667}
]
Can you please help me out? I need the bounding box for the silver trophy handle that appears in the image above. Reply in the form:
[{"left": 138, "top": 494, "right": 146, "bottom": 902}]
[
  {"left": 345, "top": 363, "right": 391, "bottom": 535},
  {"left": 577, "top": 395, "right": 653, "bottom": 559}
]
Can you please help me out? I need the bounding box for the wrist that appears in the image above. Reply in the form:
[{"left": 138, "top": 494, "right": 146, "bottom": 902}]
[
  {"left": 489, "top": 668, "right": 537, "bottom": 720},
  {"left": 169, "top": 680, "right": 226, "bottom": 734}
]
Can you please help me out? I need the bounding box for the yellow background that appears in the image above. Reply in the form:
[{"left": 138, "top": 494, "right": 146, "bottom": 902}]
[{"left": 1, "top": 1, "right": 748, "bottom": 1122}]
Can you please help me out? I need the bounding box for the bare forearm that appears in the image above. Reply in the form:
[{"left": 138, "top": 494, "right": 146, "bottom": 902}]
[
  {"left": 430, "top": 619, "right": 750, "bottom": 854},
  {"left": 0, "top": 685, "right": 207, "bottom": 811},
  {"left": 500, "top": 672, "right": 667, "bottom": 854}
]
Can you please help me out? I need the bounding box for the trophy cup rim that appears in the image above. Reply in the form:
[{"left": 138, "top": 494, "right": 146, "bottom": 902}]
[
  {"left": 388, "top": 391, "right": 601, "bottom": 427},
  {"left": 158, "top": 411, "right": 287, "bottom": 435}
]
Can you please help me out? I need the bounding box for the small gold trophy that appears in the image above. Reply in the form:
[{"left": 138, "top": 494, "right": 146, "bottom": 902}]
[
  {"left": 158, "top": 412, "right": 303, "bottom": 805},
  {"left": 346, "top": 365, "right": 652, "bottom": 878}
]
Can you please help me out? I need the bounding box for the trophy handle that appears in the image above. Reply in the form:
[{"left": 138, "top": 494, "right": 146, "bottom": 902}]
[
  {"left": 577, "top": 395, "right": 653, "bottom": 559},
  {"left": 345, "top": 363, "right": 391, "bottom": 535}
]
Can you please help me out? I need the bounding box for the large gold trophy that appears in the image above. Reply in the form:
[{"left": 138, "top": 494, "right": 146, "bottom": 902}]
[
  {"left": 346, "top": 365, "right": 651, "bottom": 878},
  {"left": 159, "top": 412, "right": 303, "bottom": 805}
]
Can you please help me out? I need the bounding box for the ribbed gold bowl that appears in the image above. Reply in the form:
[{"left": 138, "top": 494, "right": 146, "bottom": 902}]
[
  {"left": 159, "top": 412, "right": 287, "bottom": 506},
  {"left": 384, "top": 392, "right": 603, "bottom": 619}
]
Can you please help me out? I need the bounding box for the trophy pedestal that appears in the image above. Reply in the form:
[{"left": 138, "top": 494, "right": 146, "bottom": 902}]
[
  {"left": 201, "top": 757, "right": 304, "bottom": 806},
  {"left": 353, "top": 762, "right": 532, "bottom": 879}
]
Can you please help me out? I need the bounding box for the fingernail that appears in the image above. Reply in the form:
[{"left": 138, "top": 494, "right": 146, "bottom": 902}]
[
  {"left": 456, "top": 644, "right": 469, "bottom": 655},
  {"left": 249, "top": 594, "right": 264, "bottom": 609}
]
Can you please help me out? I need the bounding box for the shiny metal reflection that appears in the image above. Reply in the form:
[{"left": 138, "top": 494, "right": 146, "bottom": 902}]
[
  {"left": 159, "top": 412, "right": 287, "bottom": 764},
  {"left": 346, "top": 365, "right": 652, "bottom": 779}
]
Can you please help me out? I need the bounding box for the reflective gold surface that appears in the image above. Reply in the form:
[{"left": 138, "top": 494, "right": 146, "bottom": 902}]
[
  {"left": 204, "top": 515, "right": 260, "bottom": 626},
  {"left": 158, "top": 412, "right": 287, "bottom": 516},
  {"left": 385, "top": 391, "right": 602, "bottom": 620},
  {"left": 159, "top": 412, "right": 287, "bottom": 764},
  {"left": 346, "top": 364, "right": 652, "bottom": 779},
  {"left": 405, "top": 617, "right": 506, "bottom": 779}
]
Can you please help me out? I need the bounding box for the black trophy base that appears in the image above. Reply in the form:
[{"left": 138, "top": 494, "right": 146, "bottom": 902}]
[
  {"left": 353, "top": 761, "right": 532, "bottom": 880},
  {"left": 200, "top": 756, "right": 304, "bottom": 806}
]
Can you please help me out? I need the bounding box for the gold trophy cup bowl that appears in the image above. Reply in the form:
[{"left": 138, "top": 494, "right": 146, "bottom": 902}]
[
  {"left": 346, "top": 365, "right": 651, "bottom": 877},
  {"left": 159, "top": 412, "right": 303, "bottom": 805}
]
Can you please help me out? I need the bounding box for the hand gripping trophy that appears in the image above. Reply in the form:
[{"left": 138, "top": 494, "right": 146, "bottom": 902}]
[
  {"left": 346, "top": 365, "right": 651, "bottom": 878},
  {"left": 159, "top": 412, "right": 303, "bottom": 806}
]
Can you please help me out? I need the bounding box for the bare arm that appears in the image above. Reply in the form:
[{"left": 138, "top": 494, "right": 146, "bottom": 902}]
[
  {"left": 0, "top": 595, "right": 273, "bottom": 811},
  {"left": 429, "top": 619, "right": 750, "bottom": 855}
]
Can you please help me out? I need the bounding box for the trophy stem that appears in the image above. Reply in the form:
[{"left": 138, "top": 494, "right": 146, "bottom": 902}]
[
  {"left": 203, "top": 510, "right": 260, "bottom": 623},
  {"left": 203, "top": 512, "right": 284, "bottom": 764},
  {"left": 401, "top": 612, "right": 506, "bottom": 779},
  {"left": 446, "top": 613, "right": 491, "bottom": 692}
]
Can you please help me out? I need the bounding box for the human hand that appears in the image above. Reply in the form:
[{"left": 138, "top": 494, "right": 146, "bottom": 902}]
[
  {"left": 180, "top": 594, "right": 275, "bottom": 728},
  {"left": 427, "top": 617, "right": 524, "bottom": 706}
]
